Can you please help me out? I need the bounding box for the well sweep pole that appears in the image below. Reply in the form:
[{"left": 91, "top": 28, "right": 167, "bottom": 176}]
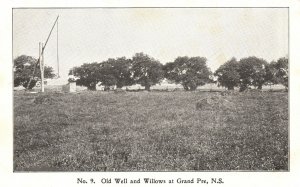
[
  {"left": 40, "top": 43, "right": 45, "bottom": 92},
  {"left": 57, "top": 18, "right": 60, "bottom": 77}
]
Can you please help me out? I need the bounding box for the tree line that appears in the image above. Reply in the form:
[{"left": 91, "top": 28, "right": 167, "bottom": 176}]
[
  {"left": 13, "top": 53, "right": 288, "bottom": 91},
  {"left": 215, "top": 56, "right": 288, "bottom": 91}
]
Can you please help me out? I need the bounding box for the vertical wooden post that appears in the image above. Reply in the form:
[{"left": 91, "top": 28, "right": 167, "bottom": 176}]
[
  {"left": 57, "top": 18, "right": 60, "bottom": 77},
  {"left": 40, "top": 42, "right": 45, "bottom": 92},
  {"left": 39, "top": 42, "right": 42, "bottom": 92}
]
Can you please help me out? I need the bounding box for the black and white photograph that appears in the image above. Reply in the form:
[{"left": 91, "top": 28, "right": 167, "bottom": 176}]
[{"left": 12, "top": 7, "right": 289, "bottom": 172}]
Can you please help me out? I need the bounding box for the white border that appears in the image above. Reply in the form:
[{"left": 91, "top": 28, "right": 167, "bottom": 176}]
[{"left": 1, "top": 0, "right": 300, "bottom": 186}]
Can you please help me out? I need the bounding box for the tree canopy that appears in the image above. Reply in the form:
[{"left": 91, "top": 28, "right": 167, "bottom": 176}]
[
  {"left": 99, "top": 57, "right": 134, "bottom": 89},
  {"left": 164, "top": 56, "right": 211, "bottom": 91},
  {"left": 238, "top": 56, "right": 268, "bottom": 91},
  {"left": 131, "top": 53, "right": 164, "bottom": 91},
  {"left": 266, "top": 57, "right": 288, "bottom": 89},
  {"left": 14, "top": 55, "right": 55, "bottom": 89},
  {"left": 71, "top": 62, "right": 101, "bottom": 90},
  {"left": 214, "top": 57, "right": 240, "bottom": 90}
]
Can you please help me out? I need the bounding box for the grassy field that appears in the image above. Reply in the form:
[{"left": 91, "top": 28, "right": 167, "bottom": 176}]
[{"left": 13, "top": 90, "right": 288, "bottom": 171}]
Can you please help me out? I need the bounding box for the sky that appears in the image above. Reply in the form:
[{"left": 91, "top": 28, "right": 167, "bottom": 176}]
[{"left": 13, "top": 8, "right": 288, "bottom": 81}]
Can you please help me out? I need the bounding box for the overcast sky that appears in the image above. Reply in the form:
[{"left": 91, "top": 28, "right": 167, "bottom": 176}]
[{"left": 13, "top": 8, "right": 288, "bottom": 80}]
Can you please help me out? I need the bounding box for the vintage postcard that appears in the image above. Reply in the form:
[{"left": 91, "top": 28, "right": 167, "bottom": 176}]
[{"left": 1, "top": 0, "right": 300, "bottom": 186}]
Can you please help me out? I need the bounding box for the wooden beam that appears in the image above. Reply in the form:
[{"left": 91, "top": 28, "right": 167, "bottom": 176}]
[
  {"left": 42, "top": 15, "right": 59, "bottom": 54},
  {"left": 40, "top": 42, "right": 45, "bottom": 92}
]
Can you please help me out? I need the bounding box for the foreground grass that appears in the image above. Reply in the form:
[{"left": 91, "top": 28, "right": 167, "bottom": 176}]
[{"left": 14, "top": 90, "right": 288, "bottom": 171}]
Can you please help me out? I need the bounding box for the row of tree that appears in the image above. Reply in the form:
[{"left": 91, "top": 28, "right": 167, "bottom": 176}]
[
  {"left": 70, "top": 53, "right": 288, "bottom": 91},
  {"left": 215, "top": 56, "right": 288, "bottom": 91},
  {"left": 13, "top": 53, "right": 288, "bottom": 91},
  {"left": 70, "top": 53, "right": 165, "bottom": 91},
  {"left": 70, "top": 53, "right": 212, "bottom": 91}
]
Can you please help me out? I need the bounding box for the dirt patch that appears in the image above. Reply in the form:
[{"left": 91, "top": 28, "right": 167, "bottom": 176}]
[
  {"left": 196, "top": 96, "right": 235, "bottom": 110},
  {"left": 114, "top": 88, "right": 127, "bottom": 94},
  {"left": 220, "top": 90, "right": 240, "bottom": 96},
  {"left": 33, "top": 93, "right": 63, "bottom": 105}
]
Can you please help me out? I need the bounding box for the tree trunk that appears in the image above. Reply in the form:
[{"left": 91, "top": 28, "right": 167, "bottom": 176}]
[
  {"left": 257, "top": 84, "right": 262, "bottom": 90},
  {"left": 228, "top": 85, "right": 234, "bottom": 90},
  {"left": 183, "top": 84, "right": 189, "bottom": 91},
  {"left": 116, "top": 83, "right": 123, "bottom": 89},
  {"left": 239, "top": 84, "right": 247, "bottom": 92},
  {"left": 104, "top": 86, "right": 110, "bottom": 91},
  {"left": 87, "top": 84, "right": 96, "bottom": 91},
  {"left": 145, "top": 84, "right": 151, "bottom": 91},
  {"left": 189, "top": 85, "right": 197, "bottom": 91},
  {"left": 24, "top": 79, "right": 37, "bottom": 90}
]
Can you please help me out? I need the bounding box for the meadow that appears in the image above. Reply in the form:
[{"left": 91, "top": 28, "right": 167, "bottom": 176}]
[{"left": 13, "top": 90, "right": 288, "bottom": 171}]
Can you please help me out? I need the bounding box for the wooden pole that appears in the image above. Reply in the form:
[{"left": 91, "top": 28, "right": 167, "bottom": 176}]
[
  {"left": 40, "top": 43, "right": 45, "bottom": 92},
  {"left": 57, "top": 18, "right": 60, "bottom": 78},
  {"left": 27, "top": 16, "right": 59, "bottom": 90},
  {"left": 42, "top": 15, "right": 59, "bottom": 54},
  {"left": 39, "top": 42, "right": 42, "bottom": 91}
]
